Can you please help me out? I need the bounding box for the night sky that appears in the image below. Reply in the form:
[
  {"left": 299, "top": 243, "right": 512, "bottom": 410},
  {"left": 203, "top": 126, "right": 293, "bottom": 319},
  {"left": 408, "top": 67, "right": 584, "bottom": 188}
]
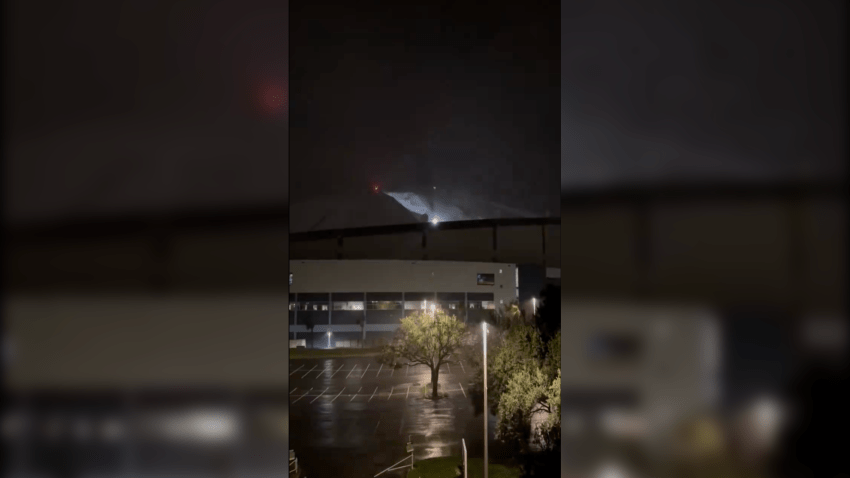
[
  {"left": 5, "top": 0, "right": 844, "bottom": 227},
  {"left": 561, "top": 0, "right": 845, "bottom": 189},
  {"left": 289, "top": 0, "right": 561, "bottom": 217},
  {"left": 5, "top": 0, "right": 288, "bottom": 226}
]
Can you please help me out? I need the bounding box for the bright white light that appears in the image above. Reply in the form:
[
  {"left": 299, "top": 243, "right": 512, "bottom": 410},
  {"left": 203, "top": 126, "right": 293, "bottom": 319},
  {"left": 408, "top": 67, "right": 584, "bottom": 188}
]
[
  {"left": 188, "top": 412, "right": 238, "bottom": 441},
  {"left": 141, "top": 408, "right": 241, "bottom": 442},
  {"left": 595, "top": 462, "right": 633, "bottom": 478},
  {"left": 431, "top": 217, "right": 440, "bottom": 224},
  {"left": 155, "top": 409, "right": 239, "bottom": 443},
  {"left": 384, "top": 189, "right": 535, "bottom": 226},
  {"left": 751, "top": 397, "right": 783, "bottom": 443}
]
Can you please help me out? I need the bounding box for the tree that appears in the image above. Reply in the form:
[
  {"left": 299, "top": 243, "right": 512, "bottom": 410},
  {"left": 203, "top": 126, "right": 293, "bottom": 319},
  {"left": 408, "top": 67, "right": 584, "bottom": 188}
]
[
  {"left": 469, "top": 312, "right": 561, "bottom": 454},
  {"left": 533, "top": 284, "right": 560, "bottom": 343},
  {"left": 497, "top": 359, "right": 561, "bottom": 453},
  {"left": 534, "top": 368, "right": 560, "bottom": 451},
  {"left": 542, "top": 330, "right": 561, "bottom": 381},
  {"left": 383, "top": 309, "right": 467, "bottom": 399},
  {"left": 491, "top": 323, "right": 544, "bottom": 411},
  {"left": 463, "top": 301, "right": 535, "bottom": 415},
  {"left": 301, "top": 316, "right": 316, "bottom": 349},
  {"left": 494, "top": 299, "right": 526, "bottom": 330},
  {"left": 356, "top": 317, "right": 365, "bottom": 348}
]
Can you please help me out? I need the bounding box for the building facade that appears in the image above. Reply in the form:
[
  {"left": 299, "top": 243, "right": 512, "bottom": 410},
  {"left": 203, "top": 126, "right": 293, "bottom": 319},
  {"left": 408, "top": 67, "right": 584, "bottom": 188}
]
[
  {"left": 560, "top": 301, "right": 722, "bottom": 460},
  {"left": 289, "top": 260, "right": 518, "bottom": 347}
]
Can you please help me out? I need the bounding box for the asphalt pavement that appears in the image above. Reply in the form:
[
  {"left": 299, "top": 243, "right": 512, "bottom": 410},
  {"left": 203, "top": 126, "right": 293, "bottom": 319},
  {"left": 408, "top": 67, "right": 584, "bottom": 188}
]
[{"left": 289, "top": 357, "right": 507, "bottom": 478}]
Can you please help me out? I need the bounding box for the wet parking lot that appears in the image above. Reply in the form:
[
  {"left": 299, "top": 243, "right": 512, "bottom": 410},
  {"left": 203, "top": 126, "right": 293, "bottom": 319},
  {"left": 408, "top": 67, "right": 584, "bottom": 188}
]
[{"left": 289, "top": 357, "right": 505, "bottom": 478}]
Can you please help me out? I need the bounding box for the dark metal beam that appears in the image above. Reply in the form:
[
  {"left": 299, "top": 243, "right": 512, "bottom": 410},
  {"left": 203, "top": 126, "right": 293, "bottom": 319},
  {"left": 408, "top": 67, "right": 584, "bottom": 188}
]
[{"left": 5, "top": 181, "right": 844, "bottom": 244}]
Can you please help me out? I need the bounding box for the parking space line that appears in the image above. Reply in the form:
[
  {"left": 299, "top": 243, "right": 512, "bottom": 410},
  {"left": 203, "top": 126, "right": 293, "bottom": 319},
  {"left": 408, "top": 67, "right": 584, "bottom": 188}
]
[
  {"left": 292, "top": 388, "right": 311, "bottom": 404},
  {"left": 369, "top": 387, "right": 378, "bottom": 402},
  {"left": 350, "top": 387, "right": 363, "bottom": 402},
  {"left": 460, "top": 361, "right": 465, "bottom": 373},
  {"left": 310, "top": 387, "right": 329, "bottom": 404},
  {"left": 301, "top": 365, "right": 317, "bottom": 379},
  {"left": 331, "top": 387, "right": 345, "bottom": 403},
  {"left": 376, "top": 364, "right": 383, "bottom": 377},
  {"left": 346, "top": 365, "right": 358, "bottom": 379},
  {"left": 374, "top": 420, "right": 380, "bottom": 434},
  {"left": 388, "top": 386, "right": 394, "bottom": 400},
  {"left": 290, "top": 387, "right": 297, "bottom": 395},
  {"left": 391, "top": 367, "right": 394, "bottom": 377},
  {"left": 317, "top": 366, "right": 333, "bottom": 378},
  {"left": 330, "top": 364, "right": 345, "bottom": 378},
  {"left": 361, "top": 363, "right": 370, "bottom": 378},
  {"left": 289, "top": 364, "right": 304, "bottom": 376},
  {"left": 446, "top": 363, "right": 451, "bottom": 374},
  {"left": 458, "top": 382, "right": 466, "bottom": 398},
  {"left": 406, "top": 385, "right": 410, "bottom": 399}
]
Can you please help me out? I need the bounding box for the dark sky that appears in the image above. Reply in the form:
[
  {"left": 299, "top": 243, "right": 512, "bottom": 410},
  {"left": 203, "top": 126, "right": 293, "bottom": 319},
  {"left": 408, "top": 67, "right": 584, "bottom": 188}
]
[
  {"left": 561, "top": 0, "right": 846, "bottom": 189},
  {"left": 289, "top": 0, "right": 560, "bottom": 215},
  {"left": 6, "top": 0, "right": 844, "bottom": 227},
  {"left": 5, "top": 0, "right": 287, "bottom": 226}
]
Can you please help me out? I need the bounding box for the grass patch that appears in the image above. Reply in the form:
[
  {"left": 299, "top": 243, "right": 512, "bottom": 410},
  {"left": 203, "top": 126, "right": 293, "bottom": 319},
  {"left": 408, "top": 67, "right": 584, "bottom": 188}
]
[
  {"left": 407, "top": 456, "right": 520, "bottom": 478},
  {"left": 289, "top": 347, "right": 383, "bottom": 359}
]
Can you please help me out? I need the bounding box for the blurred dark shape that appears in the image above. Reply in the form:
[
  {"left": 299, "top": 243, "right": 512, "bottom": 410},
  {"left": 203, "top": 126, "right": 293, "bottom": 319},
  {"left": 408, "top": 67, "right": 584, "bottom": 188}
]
[
  {"left": 300, "top": 315, "right": 317, "bottom": 349},
  {"left": 4, "top": 0, "right": 289, "bottom": 474},
  {"left": 533, "top": 284, "right": 561, "bottom": 343},
  {"left": 772, "top": 362, "right": 849, "bottom": 478}
]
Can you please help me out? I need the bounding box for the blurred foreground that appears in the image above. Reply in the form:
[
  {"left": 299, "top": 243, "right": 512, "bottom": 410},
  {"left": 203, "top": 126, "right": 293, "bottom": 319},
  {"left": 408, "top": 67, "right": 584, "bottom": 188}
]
[
  {"left": 557, "top": 184, "right": 847, "bottom": 478},
  {"left": 3, "top": 296, "right": 289, "bottom": 477},
  {"left": 557, "top": 303, "right": 846, "bottom": 478}
]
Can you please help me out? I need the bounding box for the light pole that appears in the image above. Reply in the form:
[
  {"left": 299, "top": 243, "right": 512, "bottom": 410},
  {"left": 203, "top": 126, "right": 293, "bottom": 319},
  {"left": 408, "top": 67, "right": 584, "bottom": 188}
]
[
  {"left": 482, "top": 321, "right": 488, "bottom": 478},
  {"left": 327, "top": 330, "right": 332, "bottom": 349},
  {"left": 532, "top": 297, "right": 537, "bottom": 316}
]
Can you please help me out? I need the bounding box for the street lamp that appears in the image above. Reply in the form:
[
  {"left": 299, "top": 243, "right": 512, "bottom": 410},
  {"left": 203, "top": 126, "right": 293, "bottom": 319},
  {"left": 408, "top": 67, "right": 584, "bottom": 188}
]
[
  {"left": 532, "top": 297, "right": 537, "bottom": 316},
  {"left": 327, "top": 330, "right": 332, "bottom": 349},
  {"left": 482, "top": 321, "right": 489, "bottom": 478}
]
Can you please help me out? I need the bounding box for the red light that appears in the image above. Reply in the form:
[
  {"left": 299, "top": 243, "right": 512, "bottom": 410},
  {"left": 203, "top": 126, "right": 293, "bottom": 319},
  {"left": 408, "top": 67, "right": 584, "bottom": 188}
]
[{"left": 248, "top": 74, "right": 287, "bottom": 119}]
